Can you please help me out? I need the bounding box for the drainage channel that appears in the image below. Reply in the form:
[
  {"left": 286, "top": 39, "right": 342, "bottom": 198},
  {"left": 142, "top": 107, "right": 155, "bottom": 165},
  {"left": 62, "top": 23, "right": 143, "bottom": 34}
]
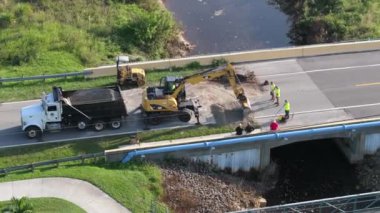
[{"left": 264, "top": 139, "right": 364, "bottom": 206}]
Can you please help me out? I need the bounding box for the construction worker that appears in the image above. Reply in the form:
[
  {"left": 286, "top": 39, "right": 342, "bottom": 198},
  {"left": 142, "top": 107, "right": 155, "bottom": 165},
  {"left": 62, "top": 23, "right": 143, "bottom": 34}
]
[
  {"left": 235, "top": 123, "right": 243, "bottom": 135},
  {"left": 270, "top": 82, "right": 276, "bottom": 101},
  {"left": 270, "top": 119, "right": 279, "bottom": 131},
  {"left": 245, "top": 122, "right": 255, "bottom": 134},
  {"left": 284, "top": 99, "right": 290, "bottom": 120},
  {"left": 274, "top": 86, "right": 280, "bottom": 106}
]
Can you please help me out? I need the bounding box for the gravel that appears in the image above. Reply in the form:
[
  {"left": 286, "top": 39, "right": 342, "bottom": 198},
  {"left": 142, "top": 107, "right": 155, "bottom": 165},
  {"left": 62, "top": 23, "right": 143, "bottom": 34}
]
[
  {"left": 356, "top": 150, "right": 380, "bottom": 191},
  {"left": 159, "top": 159, "right": 263, "bottom": 213}
]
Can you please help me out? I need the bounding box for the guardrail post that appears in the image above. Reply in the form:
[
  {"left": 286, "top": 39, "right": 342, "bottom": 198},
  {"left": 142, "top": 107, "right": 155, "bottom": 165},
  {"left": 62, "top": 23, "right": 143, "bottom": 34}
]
[
  {"left": 0, "top": 77, "right": 2, "bottom": 86},
  {"left": 30, "top": 163, "right": 35, "bottom": 172},
  {"left": 81, "top": 156, "right": 85, "bottom": 164},
  {"left": 0, "top": 169, "right": 6, "bottom": 176}
]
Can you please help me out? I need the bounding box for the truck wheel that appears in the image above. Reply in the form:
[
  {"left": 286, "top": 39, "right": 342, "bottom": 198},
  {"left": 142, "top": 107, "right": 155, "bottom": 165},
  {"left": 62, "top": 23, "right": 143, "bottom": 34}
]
[
  {"left": 77, "top": 120, "right": 87, "bottom": 130},
  {"left": 94, "top": 120, "right": 105, "bottom": 131},
  {"left": 25, "top": 126, "right": 42, "bottom": 139},
  {"left": 110, "top": 119, "right": 122, "bottom": 129},
  {"left": 178, "top": 109, "right": 193, "bottom": 122}
]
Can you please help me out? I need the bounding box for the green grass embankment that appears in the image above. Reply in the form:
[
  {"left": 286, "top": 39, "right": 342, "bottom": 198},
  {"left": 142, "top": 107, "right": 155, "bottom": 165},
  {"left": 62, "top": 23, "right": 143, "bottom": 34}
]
[
  {"left": 0, "top": 0, "right": 207, "bottom": 103},
  {"left": 0, "top": 163, "right": 166, "bottom": 213},
  {"left": 0, "top": 198, "right": 86, "bottom": 213},
  {"left": 0, "top": 0, "right": 178, "bottom": 77}
]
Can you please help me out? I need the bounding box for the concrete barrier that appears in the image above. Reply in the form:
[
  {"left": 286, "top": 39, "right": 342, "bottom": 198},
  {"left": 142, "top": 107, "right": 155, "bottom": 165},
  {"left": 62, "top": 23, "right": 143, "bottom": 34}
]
[
  {"left": 301, "top": 40, "right": 380, "bottom": 56},
  {"left": 86, "top": 40, "right": 380, "bottom": 78}
]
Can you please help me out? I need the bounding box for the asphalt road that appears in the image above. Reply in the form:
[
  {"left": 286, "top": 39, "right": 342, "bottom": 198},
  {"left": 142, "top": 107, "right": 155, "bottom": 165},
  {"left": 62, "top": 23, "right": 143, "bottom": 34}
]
[{"left": 1, "top": 50, "right": 380, "bottom": 147}]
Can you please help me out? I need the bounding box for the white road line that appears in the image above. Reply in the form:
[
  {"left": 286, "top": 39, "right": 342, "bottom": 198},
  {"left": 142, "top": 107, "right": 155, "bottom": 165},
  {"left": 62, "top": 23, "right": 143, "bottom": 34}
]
[
  {"left": 0, "top": 99, "right": 39, "bottom": 105},
  {"left": 254, "top": 102, "right": 380, "bottom": 120},
  {"left": 257, "top": 63, "right": 380, "bottom": 78}
]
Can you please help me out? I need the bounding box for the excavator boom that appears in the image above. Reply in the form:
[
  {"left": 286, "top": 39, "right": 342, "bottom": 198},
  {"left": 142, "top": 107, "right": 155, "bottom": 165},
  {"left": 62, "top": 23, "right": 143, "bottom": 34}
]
[{"left": 172, "top": 63, "right": 251, "bottom": 110}]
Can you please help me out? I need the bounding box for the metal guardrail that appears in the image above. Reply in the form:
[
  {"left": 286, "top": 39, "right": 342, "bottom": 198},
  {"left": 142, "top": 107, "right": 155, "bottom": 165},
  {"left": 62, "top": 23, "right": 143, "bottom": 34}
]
[
  {"left": 0, "top": 70, "right": 93, "bottom": 84},
  {"left": 0, "top": 152, "right": 104, "bottom": 175},
  {"left": 232, "top": 191, "right": 380, "bottom": 213}
]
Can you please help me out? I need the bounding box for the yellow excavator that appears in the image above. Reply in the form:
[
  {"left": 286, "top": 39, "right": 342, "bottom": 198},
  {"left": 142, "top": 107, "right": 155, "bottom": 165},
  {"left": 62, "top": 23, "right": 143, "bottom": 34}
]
[
  {"left": 141, "top": 63, "right": 252, "bottom": 125},
  {"left": 116, "top": 56, "right": 146, "bottom": 87}
]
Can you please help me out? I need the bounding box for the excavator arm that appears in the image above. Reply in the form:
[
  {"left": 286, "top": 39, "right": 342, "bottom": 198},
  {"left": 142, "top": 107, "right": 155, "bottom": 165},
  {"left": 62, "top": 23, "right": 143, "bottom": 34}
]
[{"left": 171, "top": 63, "right": 251, "bottom": 110}]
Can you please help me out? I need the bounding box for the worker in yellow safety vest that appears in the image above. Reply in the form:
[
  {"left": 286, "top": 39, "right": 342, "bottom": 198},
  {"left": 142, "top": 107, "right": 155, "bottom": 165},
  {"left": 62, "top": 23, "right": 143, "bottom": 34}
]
[
  {"left": 274, "top": 86, "right": 280, "bottom": 106},
  {"left": 284, "top": 99, "right": 290, "bottom": 119},
  {"left": 270, "top": 82, "right": 276, "bottom": 101}
]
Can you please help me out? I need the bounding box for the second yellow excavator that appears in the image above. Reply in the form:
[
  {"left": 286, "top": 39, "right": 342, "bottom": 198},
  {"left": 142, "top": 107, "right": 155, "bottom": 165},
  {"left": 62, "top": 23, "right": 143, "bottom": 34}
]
[{"left": 141, "top": 63, "right": 252, "bottom": 125}]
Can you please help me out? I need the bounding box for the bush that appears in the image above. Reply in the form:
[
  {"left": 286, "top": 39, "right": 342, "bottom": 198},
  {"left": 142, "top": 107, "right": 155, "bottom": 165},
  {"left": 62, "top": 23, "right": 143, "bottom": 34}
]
[
  {"left": 0, "top": 0, "right": 179, "bottom": 76},
  {"left": 0, "top": 13, "right": 12, "bottom": 28}
]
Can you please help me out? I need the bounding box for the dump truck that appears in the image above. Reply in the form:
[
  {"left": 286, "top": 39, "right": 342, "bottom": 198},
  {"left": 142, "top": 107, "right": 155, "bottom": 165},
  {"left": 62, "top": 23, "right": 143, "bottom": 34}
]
[
  {"left": 21, "top": 86, "right": 127, "bottom": 139},
  {"left": 141, "top": 63, "right": 252, "bottom": 125}
]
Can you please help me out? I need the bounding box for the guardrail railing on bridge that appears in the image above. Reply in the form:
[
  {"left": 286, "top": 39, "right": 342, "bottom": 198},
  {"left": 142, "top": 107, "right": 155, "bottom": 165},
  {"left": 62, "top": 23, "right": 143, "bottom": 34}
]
[
  {"left": 0, "top": 152, "right": 104, "bottom": 176},
  {"left": 0, "top": 70, "right": 93, "bottom": 84},
  {"left": 232, "top": 191, "right": 380, "bottom": 213}
]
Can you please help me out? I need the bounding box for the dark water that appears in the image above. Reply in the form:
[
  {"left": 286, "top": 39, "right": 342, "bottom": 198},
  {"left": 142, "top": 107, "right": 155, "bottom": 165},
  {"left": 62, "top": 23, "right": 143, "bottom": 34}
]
[
  {"left": 164, "top": 0, "right": 291, "bottom": 55},
  {"left": 264, "top": 139, "right": 363, "bottom": 206}
]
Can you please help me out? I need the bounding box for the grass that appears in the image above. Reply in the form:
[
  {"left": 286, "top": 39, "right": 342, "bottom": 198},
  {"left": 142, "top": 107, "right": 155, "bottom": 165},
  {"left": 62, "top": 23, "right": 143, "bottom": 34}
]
[
  {"left": 0, "top": 65, "right": 204, "bottom": 102},
  {"left": 0, "top": 197, "right": 85, "bottom": 213},
  {"left": 0, "top": 163, "right": 167, "bottom": 213},
  {"left": 0, "top": 136, "right": 129, "bottom": 168},
  {"left": 0, "top": 0, "right": 178, "bottom": 74}
]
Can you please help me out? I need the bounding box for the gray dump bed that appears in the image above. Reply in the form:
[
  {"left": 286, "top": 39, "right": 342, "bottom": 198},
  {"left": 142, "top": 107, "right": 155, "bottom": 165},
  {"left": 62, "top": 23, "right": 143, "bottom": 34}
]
[{"left": 63, "top": 88, "right": 122, "bottom": 105}]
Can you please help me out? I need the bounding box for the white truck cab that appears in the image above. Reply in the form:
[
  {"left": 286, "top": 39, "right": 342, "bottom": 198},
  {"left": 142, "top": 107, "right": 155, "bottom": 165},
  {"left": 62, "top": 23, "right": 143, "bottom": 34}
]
[{"left": 21, "top": 92, "right": 62, "bottom": 139}]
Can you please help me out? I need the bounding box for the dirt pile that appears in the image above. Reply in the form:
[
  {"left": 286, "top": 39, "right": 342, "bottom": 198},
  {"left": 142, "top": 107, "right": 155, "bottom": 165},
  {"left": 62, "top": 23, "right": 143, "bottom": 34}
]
[
  {"left": 356, "top": 150, "right": 380, "bottom": 191},
  {"left": 160, "top": 159, "right": 263, "bottom": 213},
  {"left": 186, "top": 80, "right": 262, "bottom": 124}
]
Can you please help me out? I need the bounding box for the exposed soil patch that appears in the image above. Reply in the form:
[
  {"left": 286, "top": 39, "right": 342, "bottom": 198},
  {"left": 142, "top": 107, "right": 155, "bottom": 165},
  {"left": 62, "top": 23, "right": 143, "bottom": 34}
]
[{"left": 160, "top": 159, "right": 264, "bottom": 212}]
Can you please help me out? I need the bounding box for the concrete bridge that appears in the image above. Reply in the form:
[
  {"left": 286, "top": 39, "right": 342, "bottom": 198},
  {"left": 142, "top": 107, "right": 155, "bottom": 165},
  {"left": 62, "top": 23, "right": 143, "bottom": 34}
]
[{"left": 106, "top": 117, "right": 380, "bottom": 171}]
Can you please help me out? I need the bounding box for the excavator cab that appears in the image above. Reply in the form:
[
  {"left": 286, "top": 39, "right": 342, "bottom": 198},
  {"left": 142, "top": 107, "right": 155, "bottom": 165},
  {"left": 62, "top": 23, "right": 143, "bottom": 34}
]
[{"left": 160, "top": 76, "right": 186, "bottom": 101}]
